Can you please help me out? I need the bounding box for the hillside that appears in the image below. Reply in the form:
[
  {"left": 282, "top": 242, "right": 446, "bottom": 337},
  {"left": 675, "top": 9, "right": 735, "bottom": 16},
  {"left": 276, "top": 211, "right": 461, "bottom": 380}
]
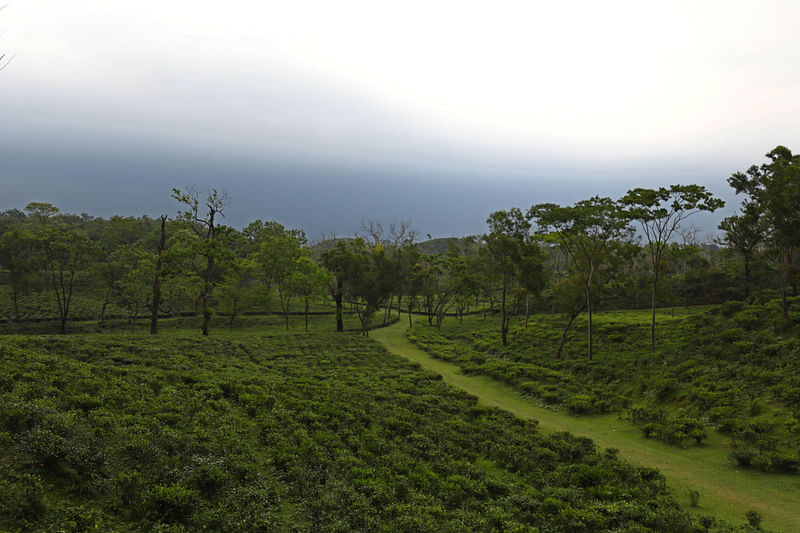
[
  {"left": 407, "top": 299, "right": 800, "bottom": 475},
  {"left": 2, "top": 321, "right": 720, "bottom": 532}
]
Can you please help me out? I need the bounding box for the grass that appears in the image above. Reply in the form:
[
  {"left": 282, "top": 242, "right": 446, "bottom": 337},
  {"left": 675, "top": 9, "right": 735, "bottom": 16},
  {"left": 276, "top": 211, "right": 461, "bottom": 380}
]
[{"left": 372, "top": 318, "right": 800, "bottom": 532}]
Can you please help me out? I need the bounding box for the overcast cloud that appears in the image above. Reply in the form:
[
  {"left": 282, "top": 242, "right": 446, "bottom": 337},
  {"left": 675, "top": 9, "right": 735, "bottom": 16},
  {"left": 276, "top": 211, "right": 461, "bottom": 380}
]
[{"left": 1, "top": 1, "right": 799, "bottom": 237}]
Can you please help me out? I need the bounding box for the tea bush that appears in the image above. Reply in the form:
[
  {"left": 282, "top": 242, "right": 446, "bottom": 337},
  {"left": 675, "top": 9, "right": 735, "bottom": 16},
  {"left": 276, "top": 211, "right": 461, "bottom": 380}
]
[
  {"left": 0, "top": 327, "right": 727, "bottom": 531},
  {"left": 407, "top": 299, "right": 800, "bottom": 470}
]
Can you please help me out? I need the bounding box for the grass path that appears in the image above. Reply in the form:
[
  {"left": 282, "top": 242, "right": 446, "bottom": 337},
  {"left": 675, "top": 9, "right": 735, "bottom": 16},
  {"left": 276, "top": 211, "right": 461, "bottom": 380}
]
[{"left": 371, "top": 320, "right": 800, "bottom": 532}]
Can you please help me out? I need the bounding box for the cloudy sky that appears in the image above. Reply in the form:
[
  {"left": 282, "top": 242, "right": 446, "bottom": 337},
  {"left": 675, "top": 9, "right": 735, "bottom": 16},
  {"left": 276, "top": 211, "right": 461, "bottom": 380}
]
[{"left": 1, "top": 1, "right": 799, "bottom": 238}]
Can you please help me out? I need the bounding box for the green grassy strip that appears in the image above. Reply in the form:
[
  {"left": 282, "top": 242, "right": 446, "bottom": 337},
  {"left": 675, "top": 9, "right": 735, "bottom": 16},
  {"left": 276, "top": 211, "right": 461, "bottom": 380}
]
[{"left": 372, "top": 319, "right": 800, "bottom": 532}]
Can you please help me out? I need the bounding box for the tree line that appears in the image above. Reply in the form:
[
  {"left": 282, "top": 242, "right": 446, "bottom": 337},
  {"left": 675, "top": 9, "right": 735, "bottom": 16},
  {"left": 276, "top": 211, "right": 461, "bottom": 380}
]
[{"left": 1, "top": 146, "right": 797, "bottom": 354}]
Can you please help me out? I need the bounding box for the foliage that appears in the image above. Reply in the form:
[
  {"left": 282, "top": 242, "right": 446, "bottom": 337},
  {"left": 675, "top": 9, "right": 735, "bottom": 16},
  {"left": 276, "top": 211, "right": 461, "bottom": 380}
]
[
  {"left": 622, "top": 185, "right": 724, "bottom": 351},
  {"left": 530, "top": 197, "right": 631, "bottom": 360}
]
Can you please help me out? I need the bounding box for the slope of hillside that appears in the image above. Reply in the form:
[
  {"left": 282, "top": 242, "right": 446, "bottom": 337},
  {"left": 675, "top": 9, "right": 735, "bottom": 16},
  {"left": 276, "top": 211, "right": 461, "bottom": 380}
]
[{"left": 0, "top": 325, "right": 714, "bottom": 532}]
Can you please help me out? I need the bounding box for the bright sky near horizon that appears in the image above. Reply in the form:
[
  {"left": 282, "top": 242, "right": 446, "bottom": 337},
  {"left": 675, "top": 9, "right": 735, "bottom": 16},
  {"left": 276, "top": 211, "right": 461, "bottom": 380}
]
[{"left": 1, "top": 1, "right": 799, "bottom": 236}]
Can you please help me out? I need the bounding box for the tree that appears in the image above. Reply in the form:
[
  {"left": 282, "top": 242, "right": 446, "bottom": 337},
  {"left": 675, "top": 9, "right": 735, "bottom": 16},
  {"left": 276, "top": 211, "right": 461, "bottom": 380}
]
[
  {"left": 38, "top": 229, "right": 96, "bottom": 334},
  {"left": 728, "top": 146, "right": 800, "bottom": 318},
  {"left": 171, "top": 187, "right": 231, "bottom": 335},
  {"left": 529, "top": 197, "right": 630, "bottom": 361},
  {"left": 111, "top": 244, "right": 155, "bottom": 331},
  {"left": 718, "top": 204, "right": 767, "bottom": 299},
  {"left": 330, "top": 238, "right": 393, "bottom": 336},
  {"left": 0, "top": 227, "right": 36, "bottom": 321},
  {"left": 621, "top": 185, "right": 724, "bottom": 351},
  {"left": 290, "top": 255, "right": 330, "bottom": 330},
  {"left": 151, "top": 215, "right": 168, "bottom": 334},
  {"left": 484, "top": 208, "right": 545, "bottom": 345},
  {"left": 24, "top": 202, "right": 60, "bottom": 228},
  {"left": 551, "top": 272, "right": 586, "bottom": 358},
  {"left": 417, "top": 253, "right": 454, "bottom": 329},
  {"left": 447, "top": 251, "right": 480, "bottom": 324},
  {"left": 251, "top": 223, "right": 306, "bottom": 330},
  {"left": 398, "top": 244, "right": 426, "bottom": 328},
  {"left": 321, "top": 240, "right": 350, "bottom": 332},
  {"left": 357, "top": 219, "right": 416, "bottom": 324}
]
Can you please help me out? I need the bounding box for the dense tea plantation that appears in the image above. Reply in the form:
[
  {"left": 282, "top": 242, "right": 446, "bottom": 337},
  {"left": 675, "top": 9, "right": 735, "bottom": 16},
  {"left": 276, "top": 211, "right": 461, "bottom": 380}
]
[
  {"left": 0, "top": 322, "right": 747, "bottom": 532},
  {"left": 407, "top": 299, "right": 800, "bottom": 474}
]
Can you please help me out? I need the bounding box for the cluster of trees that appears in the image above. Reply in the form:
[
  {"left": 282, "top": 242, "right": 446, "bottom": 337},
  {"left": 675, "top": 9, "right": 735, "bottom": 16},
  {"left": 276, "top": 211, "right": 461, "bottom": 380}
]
[
  {"left": 720, "top": 146, "right": 800, "bottom": 319},
  {"left": 0, "top": 189, "right": 330, "bottom": 335},
  {"left": 1, "top": 146, "right": 797, "bottom": 351}
]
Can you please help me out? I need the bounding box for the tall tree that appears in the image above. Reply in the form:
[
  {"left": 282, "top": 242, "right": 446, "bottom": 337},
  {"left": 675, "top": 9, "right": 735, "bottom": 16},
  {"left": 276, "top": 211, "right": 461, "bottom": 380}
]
[
  {"left": 418, "top": 253, "right": 454, "bottom": 329},
  {"left": 728, "top": 146, "right": 800, "bottom": 318},
  {"left": 0, "top": 227, "right": 36, "bottom": 322},
  {"left": 150, "top": 215, "right": 168, "bottom": 334},
  {"left": 331, "top": 238, "right": 393, "bottom": 336},
  {"left": 621, "top": 185, "right": 724, "bottom": 351},
  {"left": 718, "top": 204, "right": 767, "bottom": 299},
  {"left": 529, "top": 197, "right": 630, "bottom": 361},
  {"left": 321, "top": 240, "right": 350, "bottom": 332},
  {"left": 251, "top": 224, "right": 306, "bottom": 330},
  {"left": 290, "top": 255, "right": 330, "bottom": 330},
  {"left": 111, "top": 244, "right": 155, "bottom": 331},
  {"left": 38, "top": 229, "right": 96, "bottom": 334},
  {"left": 172, "top": 187, "right": 231, "bottom": 336},
  {"left": 484, "top": 208, "right": 544, "bottom": 345}
]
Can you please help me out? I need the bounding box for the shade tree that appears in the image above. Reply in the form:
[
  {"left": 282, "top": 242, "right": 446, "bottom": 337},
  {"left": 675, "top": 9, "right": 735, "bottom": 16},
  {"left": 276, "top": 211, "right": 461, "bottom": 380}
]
[
  {"left": 484, "top": 208, "right": 545, "bottom": 345},
  {"left": 171, "top": 187, "right": 231, "bottom": 335},
  {"left": 718, "top": 204, "right": 768, "bottom": 299},
  {"left": 0, "top": 227, "right": 36, "bottom": 321},
  {"left": 727, "top": 146, "right": 800, "bottom": 318},
  {"left": 250, "top": 222, "right": 307, "bottom": 329},
  {"left": 621, "top": 185, "right": 723, "bottom": 351},
  {"left": 529, "top": 197, "right": 630, "bottom": 360},
  {"left": 37, "top": 228, "right": 97, "bottom": 334},
  {"left": 290, "top": 255, "right": 331, "bottom": 330}
]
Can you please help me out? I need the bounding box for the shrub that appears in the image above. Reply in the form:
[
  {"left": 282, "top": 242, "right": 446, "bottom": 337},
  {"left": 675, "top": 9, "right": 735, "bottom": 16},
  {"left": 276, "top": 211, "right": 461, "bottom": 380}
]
[
  {"left": 0, "top": 472, "right": 47, "bottom": 521},
  {"left": 729, "top": 446, "right": 757, "bottom": 467},
  {"left": 641, "top": 423, "right": 659, "bottom": 439},
  {"left": 745, "top": 509, "right": 762, "bottom": 528},
  {"left": 567, "top": 394, "right": 595, "bottom": 415},
  {"left": 144, "top": 485, "right": 199, "bottom": 524},
  {"left": 688, "top": 489, "right": 700, "bottom": 508}
]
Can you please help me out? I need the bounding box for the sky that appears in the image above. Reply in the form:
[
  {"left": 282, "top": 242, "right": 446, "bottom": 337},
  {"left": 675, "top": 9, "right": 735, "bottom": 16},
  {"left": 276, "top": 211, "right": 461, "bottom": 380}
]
[{"left": 1, "top": 1, "right": 799, "bottom": 239}]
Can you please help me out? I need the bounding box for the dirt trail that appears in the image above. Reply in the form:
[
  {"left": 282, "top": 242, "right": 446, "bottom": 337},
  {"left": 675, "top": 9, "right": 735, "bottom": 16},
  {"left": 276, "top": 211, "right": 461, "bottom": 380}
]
[{"left": 371, "top": 320, "right": 800, "bottom": 532}]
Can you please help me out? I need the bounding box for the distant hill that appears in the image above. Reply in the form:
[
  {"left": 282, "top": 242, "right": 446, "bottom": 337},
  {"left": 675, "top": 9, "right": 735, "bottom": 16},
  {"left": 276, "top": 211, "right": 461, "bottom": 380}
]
[
  {"left": 416, "top": 236, "right": 479, "bottom": 255},
  {"left": 311, "top": 236, "right": 480, "bottom": 257}
]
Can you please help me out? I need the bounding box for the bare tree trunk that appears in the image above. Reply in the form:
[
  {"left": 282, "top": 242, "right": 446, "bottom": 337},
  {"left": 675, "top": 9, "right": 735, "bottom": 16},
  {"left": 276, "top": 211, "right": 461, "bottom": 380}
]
[
  {"left": 586, "top": 284, "right": 593, "bottom": 361},
  {"left": 335, "top": 278, "right": 344, "bottom": 332},
  {"left": 501, "top": 284, "right": 508, "bottom": 346},
  {"left": 525, "top": 294, "right": 530, "bottom": 328},
  {"left": 229, "top": 297, "right": 238, "bottom": 331},
  {"left": 384, "top": 295, "right": 393, "bottom": 325},
  {"left": 151, "top": 215, "right": 167, "bottom": 335},
  {"left": 780, "top": 247, "right": 790, "bottom": 320},
  {"left": 743, "top": 252, "right": 752, "bottom": 299},
  {"left": 201, "top": 285, "right": 211, "bottom": 336},
  {"left": 11, "top": 281, "right": 19, "bottom": 322},
  {"left": 650, "top": 279, "right": 657, "bottom": 353},
  {"left": 555, "top": 305, "right": 583, "bottom": 358}
]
